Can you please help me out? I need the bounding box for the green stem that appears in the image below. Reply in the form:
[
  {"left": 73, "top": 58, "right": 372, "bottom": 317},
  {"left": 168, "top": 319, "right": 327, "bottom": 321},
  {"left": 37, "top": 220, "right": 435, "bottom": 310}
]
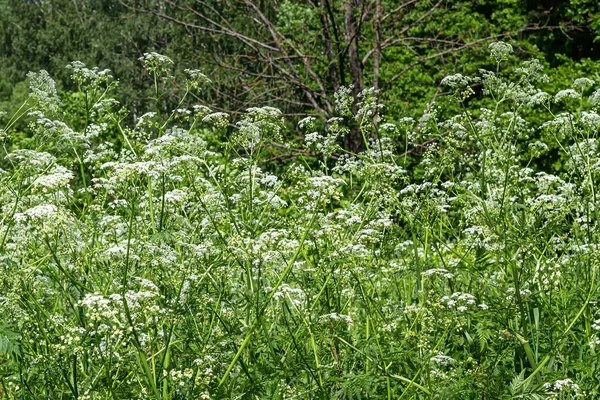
[{"left": 217, "top": 212, "right": 316, "bottom": 388}]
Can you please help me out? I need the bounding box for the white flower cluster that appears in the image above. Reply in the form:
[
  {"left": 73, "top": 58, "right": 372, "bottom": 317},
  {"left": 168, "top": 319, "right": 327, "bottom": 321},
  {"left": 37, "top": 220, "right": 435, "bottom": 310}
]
[
  {"left": 573, "top": 77, "right": 594, "bottom": 91},
  {"left": 440, "top": 292, "right": 477, "bottom": 312},
  {"left": 27, "top": 70, "right": 61, "bottom": 113},
  {"left": 422, "top": 268, "right": 455, "bottom": 279},
  {"left": 488, "top": 41, "right": 513, "bottom": 64},
  {"left": 430, "top": 353, "right": 456, "bottom": 366},
  {"left": 235, "top": 106, "right": 283, "bottom": 149},
  {"left": 273, "top": 284, "right": 306, "bottom": 308},
  {"left": 32, "top": 165, "right": 74, "bottom": 193},
  {"left": 202, "top": 112, "right": 229, "bottom": 129},
  {"left": 554, "top": 89, "right": 581, "bottom": 103},
  {"left": 544, "top": 378, "right": 581, "bottom": 394},
  {"left": 319, "top": 313, "right": 353, "bottom": 324},
  {"left": 185, "top": 68, "right": 211, "bottom": 89},
  {"left": 298, "top": 175, "right": 345, "bottom": 209},
  {"left": 79, "top": 293, "right": 119, "bottom": 321},
  {"left": 67, "top": 61, "right": 112, "bottom": 89},
  {"left": 334, "top": 85, "right": 354, "bottom": 116},
  {"left": 14, "top": 204, "right": 61, "bottom": 223},
  {"left": 441, "top": 73, "right": 471, "bottom": 89}
]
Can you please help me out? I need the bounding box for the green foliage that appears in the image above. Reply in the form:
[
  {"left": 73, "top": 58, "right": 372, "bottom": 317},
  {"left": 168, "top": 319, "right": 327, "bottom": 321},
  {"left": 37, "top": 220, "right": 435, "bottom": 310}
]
[{"left": 1, "top": 46, "right": 600, "bottom": 398}]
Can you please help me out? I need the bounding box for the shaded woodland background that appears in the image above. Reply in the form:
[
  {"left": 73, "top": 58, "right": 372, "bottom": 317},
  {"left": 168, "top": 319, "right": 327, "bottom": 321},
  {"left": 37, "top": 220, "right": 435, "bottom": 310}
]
[{"left": 1, "top": 0, "right": 599, "bottom": 125}]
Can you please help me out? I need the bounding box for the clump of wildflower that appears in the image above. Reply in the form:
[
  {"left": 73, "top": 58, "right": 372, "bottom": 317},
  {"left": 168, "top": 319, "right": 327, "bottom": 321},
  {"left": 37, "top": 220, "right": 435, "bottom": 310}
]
[
  {"left": 14, "top": 204, "right": 69, "bottom": 234},
  {"left": 66, "top": 61, "right": 113, "bottom": 90},
  {"left": 505, "top": 287, "right": 532, "bottom": 301},
  {"left": 430, "top": 353, "right": 456, "bottom": 366},
  {"left": 528, "top": 91, "right": 552, "bottom": 107},
  {"left": 303, "top": 131, "right": 323, "bottom": 147},
  {"left": 185, "top": 69, "right": 211, "bottom": 89},
  {"left": 298, "top": 175, "right": 345, "bottom": 209},
  {"left": 202, "top": 112, "right": 229, "bottom": 130},
  {"left": 273, "top": 284, "right": 306, "bottom": 308},
  {"left": 580, "top": 111, "right": 600, "bottom": 131},
  {"left": 28, "top": 111, "right": 87, "bottom": 147},
  {"left": 462, "top": 225, "right": 504, "bottom": 251},
  {"left": 32, "top": 165, "right": 74, "bottom": 193},
  {"left": 528, "top": 141, "right": 549, "bottom": 157},
  {"left": 140, "top": 52, "right": 174, "bottom": 75},
  {"left": 554, "top": 89, "right": 581, "bottom": 103},
  {"left": 27, "top": 70, "right": 61, "bottom": 113},
  {"left": 441, "top": 74, "right": 471, "bottom": 90},
  {"left": 379, "top": 122, "right": 397, "bottom": 136},
  {"left": 319, "top": 313, "right": 353, "bottom": 324},
  {"left": 488, "top": 41, "right": 513, "bottom": 64},
  {"left": 298, "top": 116, "right": 317, "bottom": 130},
  {"left": 173, "top": 107, "right": 192, "bottom": 121},
  {"left": 440, "top": 292, "right": 477, "bottom": 312},
  {"left": 573, "top": 77, "right": 595, "bottom": 92},
  {"left": 590, "top": 318, "right": 600, "bottom": 348},
  {"left": 15, "top": 204, "right": 60, "bottom": 221},
  {"left": 136, "top": 111, "right": 158, "bottom": 130},
  {"left": 442, "top": 73, "right": 474, "bottom": 101},
  {"left": 193, "top": 104, "right": 212, "bottom": 117},
  {"left": 589, "top": 89, "right": 600, "bottom": 105},
  {"left": 355, "top": 87, "right": 383, "bottom": 123},
  {"left": 422, "top": 268, "right": 455, "bottom": 279},
  {"left": 235, "top": 106, "right": 283, "bottom": 150},
  {"left": 6, "top": 149, "right": 57, "bottom": 173},
  {"left": 91, "top": 98, "right": 119, "bottom": 118},
  {"left": 164, "top": 188, "right": 189, "bottom": 205},
  {"left": 79, "top": 293, "right": 119, "bottom": 321},
  {"left": 303, "top": 119, "right": 342, "bottom": 156},
  {"left": 515, "top": 59, "right": 549, "bottom": 84},
  {"left": 334, "top": 85, "right": 354, "bottom": 116},
  {"left": 544, "top": 378, "right": 581, "bottom": 395}
]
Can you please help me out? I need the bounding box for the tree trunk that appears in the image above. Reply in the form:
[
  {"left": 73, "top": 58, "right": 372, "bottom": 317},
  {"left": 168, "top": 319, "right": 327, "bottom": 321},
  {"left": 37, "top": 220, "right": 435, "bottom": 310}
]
[
  {"left": 343, "top": 0, "right": 364, "bottom": 153},
  {"left": 372, "top": 0, "right": 382, "bottom": 127},
  {"left": 343, "top": 0, "right": 363, "bottom": 94},
  {"left": 319, "top": 0, "right": 340, "bottom": 92}
]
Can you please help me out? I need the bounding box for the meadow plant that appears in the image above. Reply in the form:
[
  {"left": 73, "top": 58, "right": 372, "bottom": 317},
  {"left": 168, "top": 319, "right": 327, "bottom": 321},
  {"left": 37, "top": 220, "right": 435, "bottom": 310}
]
[{"left": 0, "top": 44, "right": 599, "bottom": 398}]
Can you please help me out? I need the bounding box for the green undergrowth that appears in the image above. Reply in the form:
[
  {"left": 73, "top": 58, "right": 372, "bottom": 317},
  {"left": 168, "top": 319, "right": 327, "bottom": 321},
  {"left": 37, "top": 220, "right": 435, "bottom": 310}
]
[{"left": 0, "top": 44, "right": 599, "bottom": 399}]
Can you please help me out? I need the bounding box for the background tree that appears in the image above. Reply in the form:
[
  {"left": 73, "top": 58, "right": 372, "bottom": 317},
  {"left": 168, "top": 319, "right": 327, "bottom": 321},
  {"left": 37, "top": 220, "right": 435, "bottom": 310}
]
[
  {"left": 0, "top": 0, "right": 180, "bottom": 118},
  {"left": 120, "top": 0, "right": 594, "bottom": 151},
  {"left": 1, "top": 0, "right": 599, "bottom": 146}
]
